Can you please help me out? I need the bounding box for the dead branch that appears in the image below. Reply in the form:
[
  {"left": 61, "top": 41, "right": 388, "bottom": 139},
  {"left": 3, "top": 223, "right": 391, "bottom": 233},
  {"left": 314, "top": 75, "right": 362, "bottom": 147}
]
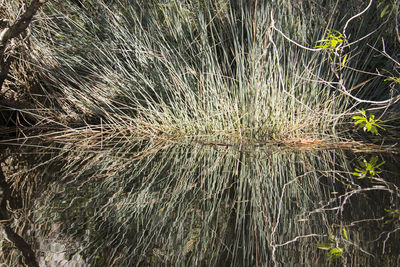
[{"left": 0, "top": 0, "right": 48, "bottom": 89}]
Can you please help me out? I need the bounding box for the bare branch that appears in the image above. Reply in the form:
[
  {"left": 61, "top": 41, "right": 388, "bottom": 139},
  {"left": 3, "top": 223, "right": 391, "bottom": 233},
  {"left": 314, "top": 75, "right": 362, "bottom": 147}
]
[
  {"left": 0, "top": 0, "right": 48, "bottom": 89},
  {"left": 0, "top": 0, "right": 47, "bottom": 45},
  {"left": 342, "top": 0, "right": 373, "bottom": 39},
  {"left": 271, "top": 25, "right": 322, "bottom": 52},
  {"left": 270, "top": 10, "right": 321, "bottom": 52}
]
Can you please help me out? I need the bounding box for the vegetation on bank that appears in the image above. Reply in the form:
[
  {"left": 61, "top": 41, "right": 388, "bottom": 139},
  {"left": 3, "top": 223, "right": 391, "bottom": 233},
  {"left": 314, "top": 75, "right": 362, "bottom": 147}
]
[
  {"left": 0, "top": 0, "right": 399, "bottom": 266},
  {"left": 1, "top": 0, "right": 399, "bottom": 146}
]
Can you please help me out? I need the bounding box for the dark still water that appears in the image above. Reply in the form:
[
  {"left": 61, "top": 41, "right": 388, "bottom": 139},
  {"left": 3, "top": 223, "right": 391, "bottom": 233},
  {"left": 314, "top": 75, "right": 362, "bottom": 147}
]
[{"left": 2, "top": 144, "right": 400, "bottom": 266}]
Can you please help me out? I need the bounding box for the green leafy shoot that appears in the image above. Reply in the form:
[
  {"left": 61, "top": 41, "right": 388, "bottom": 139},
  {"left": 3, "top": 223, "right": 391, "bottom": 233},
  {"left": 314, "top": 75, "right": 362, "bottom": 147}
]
[
  {"left": 352, "top": 109, "right": 385, "bottom": 135},
  {"left": 352, "top": 155, "right": 385, "bottom": 179},
  {"left": 316, "top": 233, "right": 335, "bottom": 250},
  {"left": 382, "top": 69, "right": 400, "bottom": 84},
  {"left": 384, "top": 76, "right": 400, "bottom": 84},
  {"left": 327, "top": 248, "right": 344, "bottom": 261},
  {"left": 316, "top": 231, "right": 345, "bottom": 262},
  {"left": 314, "top": 29, "right": 344, "bottom": 51}
]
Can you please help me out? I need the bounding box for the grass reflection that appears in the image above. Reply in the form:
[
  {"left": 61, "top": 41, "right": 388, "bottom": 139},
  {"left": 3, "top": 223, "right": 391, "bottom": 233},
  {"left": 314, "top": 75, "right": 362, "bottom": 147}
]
[{"left": 25, "top": 143, "right": 399, "bottom": 265}]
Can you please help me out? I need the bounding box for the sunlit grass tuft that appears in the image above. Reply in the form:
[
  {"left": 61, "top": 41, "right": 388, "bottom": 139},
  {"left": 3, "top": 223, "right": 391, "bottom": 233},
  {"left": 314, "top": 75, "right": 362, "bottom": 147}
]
[{"left": 28, "top": 0, "right": 370, "bottom": 147}]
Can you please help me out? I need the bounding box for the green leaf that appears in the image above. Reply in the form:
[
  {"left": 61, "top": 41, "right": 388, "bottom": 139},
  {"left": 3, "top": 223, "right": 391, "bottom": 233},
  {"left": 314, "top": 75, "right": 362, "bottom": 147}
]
[
  {"left": 328, "top": 248, "right": 343, "bottom": 257},
  {"left": 316, "top": 242, "right": 333, "bottom": 250},
  {"left": 352, "top": 116, "right": 365, "bottom": 120},
  {"left": 342, "top": 54, "right": 348, "bottom": 67},
  {"left": 380, "top": 4, "right": 391, "bottom": 18},
  {"left": 343, "top": 228, "right": 348, "bottom": 240},
  {"left": 330, "top": 248, "right": 343, "bottom": 254},
  {"left": 375, "top": 160, "right": 385, "bottom": 167}
]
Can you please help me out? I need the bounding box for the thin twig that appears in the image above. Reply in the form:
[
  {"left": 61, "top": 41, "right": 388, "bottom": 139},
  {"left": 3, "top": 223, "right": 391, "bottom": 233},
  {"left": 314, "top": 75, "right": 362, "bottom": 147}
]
[
  {"left": 269, "top": 9, "right": 321, "bottom": 52},
  {"left": 271, "top": 26, "right": 322, "bottom": 52},
  {"left": 342, "top": 0, "right": 373, "bottom": 39}
]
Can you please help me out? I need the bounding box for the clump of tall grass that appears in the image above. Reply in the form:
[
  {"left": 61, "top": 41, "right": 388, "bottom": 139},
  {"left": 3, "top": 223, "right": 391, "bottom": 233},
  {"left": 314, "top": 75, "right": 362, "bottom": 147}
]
[
  {"left": 2, "top": 0, "right": 400, "bottom": 266},
  {"left": 29, "top": 0, "right": 395, "bottom": 146}
]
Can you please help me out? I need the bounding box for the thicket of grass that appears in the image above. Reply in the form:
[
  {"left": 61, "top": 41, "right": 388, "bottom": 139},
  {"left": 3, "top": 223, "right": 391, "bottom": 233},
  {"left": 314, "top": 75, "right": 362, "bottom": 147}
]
[
  {"left": 26, "top": 0, "right": 398, "bottom": 145},
  {"left": 1, "top": 0, "right": 400, "bottom": 266}
]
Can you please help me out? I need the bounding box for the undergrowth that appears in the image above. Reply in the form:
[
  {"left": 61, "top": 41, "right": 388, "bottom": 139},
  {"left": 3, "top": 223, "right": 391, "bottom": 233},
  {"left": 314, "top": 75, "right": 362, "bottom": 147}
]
[{"left": 1, "top": 0, "right": 400, "bottom": 266}]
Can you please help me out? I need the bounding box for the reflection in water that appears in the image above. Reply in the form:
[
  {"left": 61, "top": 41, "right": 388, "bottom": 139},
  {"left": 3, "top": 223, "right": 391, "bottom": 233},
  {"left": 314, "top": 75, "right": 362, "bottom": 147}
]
[{"left": 18, "top": 143, "right": 398, "bottom": 266}]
